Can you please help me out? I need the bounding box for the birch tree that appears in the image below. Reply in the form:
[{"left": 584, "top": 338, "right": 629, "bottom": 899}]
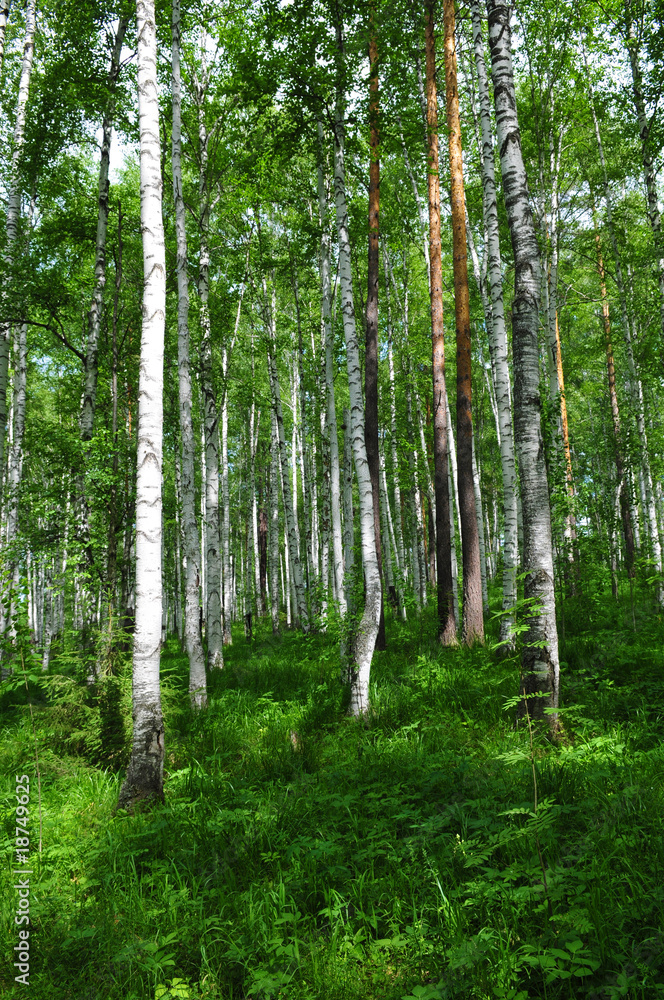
[
  {"left": 470, "top": 0, "right": 518, "bottom": 645},
  {"left": 486, "top": 0, "right": 559, "bottom": 726},
  {"left": 172, "top": 0, "right": 206, "bottom": 707},
  {"left": 334, "top": 19, "right": 381, "bottom": 714},
  {"left": 0, "top": 0, "right": 35, "bottom": 502},
  {"left": 118, "top": 0, "right": 166, "bottom": 810},
  {"left": 425, "top": 0, "right": 456, "bottom": 645}
]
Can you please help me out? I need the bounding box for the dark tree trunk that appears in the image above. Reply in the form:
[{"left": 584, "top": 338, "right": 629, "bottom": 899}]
[{"left": 443, "top": 0, "right": 483, "bottom": 644}]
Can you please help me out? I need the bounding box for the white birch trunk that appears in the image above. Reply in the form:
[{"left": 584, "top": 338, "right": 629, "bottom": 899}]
[
  {"left": 269, "top": 409, "right": 280, "bottom": 633},
  {"left": 250, "top": 394, "right": 262, "bottom": 612},
  {"left": 0, "top": 0, "right": 35, "bottom": 500},
  {"left": 333, "top": 38, "right": 381, "bottom": 714},
  {"left": 487, "top": 0, "right": 559, "bottom": 723},
  {"left": 0, "top": 0, "right": 11, "bottom": 73},
  {"left": 383, "top": 248, "right": 406, "bottom": 592},
  {"left": 342, "top": 408, "right": 355, "bottom": 616},
  {"left": 197, "top": 59, "right": 224, "bottom": 668},
  {"left": 221, "top": 361, "right": 232, "bottom": 644},
  {"left": 172, "top": 0, "right": 206, "bottom": 706},
  {"left": 317, "top": 124, "right": 346, "bottom": 615},
  {"left": 405, "top": 384, "right": 424, "bottom": 609},
  {"left": 263, "top": 277, "right": 309, "bottom": 629},
  {"left": 118, "top": 0, "right": 165, "bottom": 809},
  {"left": 470, "top": 0, "right": 518, "bottom": 642},
  {"left": 472, "top": 436, "right": 489, "bottom": 611}
]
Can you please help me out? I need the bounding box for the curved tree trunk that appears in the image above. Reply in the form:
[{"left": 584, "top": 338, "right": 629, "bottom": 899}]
[
  {"left": 334, "top": 18, "right": 381, "bottom": 714},
  {"left": 118, "top": 0, "right": 166, "bottom": 811},
  {"left": 487, "top": 0, "right": 559, "bottom": 728},
  {"left": 172, "top": 0, "right": 206, "bottom": 707},
  {"left": 425, "top": 0, "right": 456, "bottom": 645},
  {"left": 444, "top": 0, "right": 483, "bottom": 643}
]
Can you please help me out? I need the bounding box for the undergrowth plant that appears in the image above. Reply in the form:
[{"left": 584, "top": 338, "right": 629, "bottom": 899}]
[{"left": 0, "top": 587, "right": 663, "bottom": 999}]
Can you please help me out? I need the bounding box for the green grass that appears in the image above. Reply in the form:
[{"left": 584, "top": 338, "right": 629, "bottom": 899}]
[{"left": 1, "top": 593, "right": 664, "bottom": 999}]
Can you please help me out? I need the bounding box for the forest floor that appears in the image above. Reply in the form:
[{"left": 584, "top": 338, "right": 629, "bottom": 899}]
[{"left": 1, "top": 587, "right": 664, "bottom": 999}]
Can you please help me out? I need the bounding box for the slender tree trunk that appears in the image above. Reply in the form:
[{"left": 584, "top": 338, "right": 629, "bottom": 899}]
[
  {"left": 262, "top": 275, "right": 309, "bottom": 629},
  {"left": 269, "top": 412, "right": 280, "bottom": 633},
  {"left": 118, "top": 0, "right": 166, "bottom": 810},
  {"left": 583, "top": 41, "right": 663, "bottom": 598},
  {"left": 383, "top": 249, "right": 406, "bottom": 612},
  {"left": 342, "top": 408, "right": 356, "bottom": 616},
  {"left": 317, "top": 125, "right": 346, "bottom": 616},
  {"left": 250, "top": 382, "right": 263, "bottom": 612},
  {"left": 0, "top": 0, "right": 35, "bottom": 502},
  {"left": 487, "top": 0, "right": 559, "bottom": 727},
  {"left": 334, "top": 19, "right": 382, "bottom": 714},
  {"left": 80, "top": 16, "right": 129, "bottom": 441},
  {"left": 470, "top": 0, "right": 518, "bottom": 645},
  {"left": 425, "top": 0, "right": 456, "bottom": 645},
  {"left": 444, "top": 0, "right": 483, "bottom": 643},
  {"left": 0, "top": 0, "right": 11, "bottom": 73},
  {"left": 624, "top": 2, "right": 664, "bottom": 347},
  {"left": 106, "top": 205, "right": 123, "bottom": 642},
  {"left": 197, "top": 57, "right": 224, "bottom": 669},
  {"left": 405, "top": 384, "right": 424, "bottom": 608},
  {"left": 221, "top": 357, "right": 232, "bottom": 645},
  {"left": 471, "top": 436, "right": 489, "bottom": 611},
  {"left": 291, "top": 264, "right": 316, "bottom": 607},
  {"left": 172, "top": 0, "right": 206, "bottom": 705},
  {"left": 593, "top": 217, "right": 635, "bottom": 576},
  {"left": 365, "top": 9, "right": 386, "bottom": 650}
]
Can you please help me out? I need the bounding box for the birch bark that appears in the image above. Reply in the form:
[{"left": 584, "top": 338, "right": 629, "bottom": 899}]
[
  {"left": 470, "top": 0, "right": 518, "bottom": 644},
  {"left": 425, "top": 0, "right": 456, "bottom": 645},
  {"left": 269, "top": 410, "right": 280, "bottom": 633},
  {"left": 0, "top": 0, "right": 35, "bottom": 501},
  {"left": 365, "top": 12, "right": 386, "bottom": 650},
  {"left": 317, "top": 126, "right": 346, "bottom": 615},
  {"left": 262, "top": 275, "right": 309, "bottom": 629},
  {"left": 0, "top": 0, "right": 11, "bottom": 73},
  {"left": 333, "top": 20, "right": 381, "bottom": 712},
  {"left": 487, "top": 0, "right": 559, "bottom": 726},
  {"left": 118, "top": 0, "right": 166, "bottom": 810},
  {"left": 172, "top": 0, "right": 206, "bottom": 706},
  {"left": 196, "top": 55, "right": 224, "bottom": 669},
  {"left": 383, "top": 249, "right": 406, "bottom": 608}
]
